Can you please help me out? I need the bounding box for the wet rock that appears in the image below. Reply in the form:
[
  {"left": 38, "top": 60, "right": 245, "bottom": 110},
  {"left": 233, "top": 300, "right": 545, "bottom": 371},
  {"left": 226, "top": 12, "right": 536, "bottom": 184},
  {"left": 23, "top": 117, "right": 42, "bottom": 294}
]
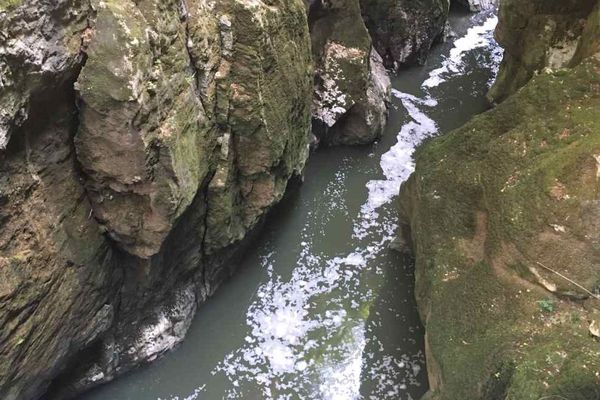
[{"left": 360, "top": 0, "right": 450, "bottom": 69}]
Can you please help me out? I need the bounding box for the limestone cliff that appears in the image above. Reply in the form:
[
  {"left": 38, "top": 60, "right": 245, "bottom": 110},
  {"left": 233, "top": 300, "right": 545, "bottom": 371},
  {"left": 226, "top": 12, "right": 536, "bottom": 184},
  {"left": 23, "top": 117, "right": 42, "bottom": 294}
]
[
  {"left": 398, "top": 1, "right": 600, "bottom": 398},
  {"left": 0, "top": 0, "right": 451, "bottom": 398},
  {"left": 0, "top": 0, "right": 311, "bottom": 398},
  {"left": 308, "top": 0, "right": 391, "bottom": 145},
  {"left": 307, "top": 0, "right": 454, "bottom": 145}
]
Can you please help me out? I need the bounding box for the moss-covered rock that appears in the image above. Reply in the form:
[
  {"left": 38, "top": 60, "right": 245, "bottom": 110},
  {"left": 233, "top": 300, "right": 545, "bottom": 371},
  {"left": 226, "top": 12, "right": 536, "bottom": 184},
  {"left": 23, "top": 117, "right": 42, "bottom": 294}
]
[
  {"left": 0, "top": 0, "right": 311, "bottom": 398},
  {"left": 308, "top": 0, "right": 391, "bottom": 145},
  {"left": 488, "top": 0, "right": 599, "bottom": 103},
  {"left": 399, "top": 57, "right": 600, "bottom": 400},
  {"left": 199, "top": 0, "right": 313, "bottom": 252},
  {"left": 0, "top": 76, "right": 115, "bottom": 400},
  {"left": 76, "top": 0, "right": 312, "bottom": 258},
  {"left": 0, "top": 0, "right": 22, "bottom": 12}
]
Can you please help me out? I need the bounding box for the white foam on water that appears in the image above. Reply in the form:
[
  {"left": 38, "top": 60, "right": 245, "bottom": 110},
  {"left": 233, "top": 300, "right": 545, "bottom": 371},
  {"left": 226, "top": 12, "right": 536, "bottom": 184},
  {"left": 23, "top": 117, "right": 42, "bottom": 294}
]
[
  {"left": 208, "top": 237, "right": 379, "bottom": 399},
  {"left": 354, "top": 92, "right": 439, "bottom": 241},
  {"left": 423, "top": 16, "right": 498, "bottom": 88},
  {"left": 318, "top": 324, "right": 367, "bottom": 400},
  {"left": 167, "top": 14, "right": 503, "bottom": 400}
]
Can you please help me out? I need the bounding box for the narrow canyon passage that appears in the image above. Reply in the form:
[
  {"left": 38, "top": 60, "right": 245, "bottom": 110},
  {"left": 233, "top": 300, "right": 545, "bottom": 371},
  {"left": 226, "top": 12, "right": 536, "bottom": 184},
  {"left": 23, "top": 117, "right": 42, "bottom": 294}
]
[{"left": 77, "top": 8, "right": 501, "bottom": 400}]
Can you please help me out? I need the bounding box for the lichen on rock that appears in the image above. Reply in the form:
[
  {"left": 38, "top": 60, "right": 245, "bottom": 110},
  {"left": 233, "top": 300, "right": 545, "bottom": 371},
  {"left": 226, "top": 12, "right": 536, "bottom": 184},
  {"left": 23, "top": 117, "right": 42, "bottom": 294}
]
[{"left": 0, "top": 0, "right": 312, "bottom": 398}]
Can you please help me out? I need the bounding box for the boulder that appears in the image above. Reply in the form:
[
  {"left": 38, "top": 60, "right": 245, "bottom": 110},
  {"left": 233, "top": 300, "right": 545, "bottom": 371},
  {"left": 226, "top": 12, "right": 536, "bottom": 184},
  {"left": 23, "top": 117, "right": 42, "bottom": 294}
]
[{"left": 308, "top": 0, "right": 391, "bottom": 145}]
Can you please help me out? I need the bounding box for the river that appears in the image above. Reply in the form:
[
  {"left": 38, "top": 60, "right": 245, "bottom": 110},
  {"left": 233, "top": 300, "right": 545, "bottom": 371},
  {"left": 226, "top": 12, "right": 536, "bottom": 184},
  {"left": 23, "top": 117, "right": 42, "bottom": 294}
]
[{"left": 78, "top": 6, "right": 501, "bottom": 400}]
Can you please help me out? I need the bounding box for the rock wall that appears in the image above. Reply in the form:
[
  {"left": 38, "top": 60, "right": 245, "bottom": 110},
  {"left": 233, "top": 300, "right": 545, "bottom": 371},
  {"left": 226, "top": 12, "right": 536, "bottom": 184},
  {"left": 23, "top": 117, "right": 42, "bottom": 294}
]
[
  {"left": 307, "top": 0, "right": 455, "bottom": 145},
  {"left": 488, "top": 0, "right": 599, "bottom": 102},
  {"left": 308, "top": 0, "right": 391, "bottom": 145},
  {"left": 0, "top": 0, "right": 312, "bottom": 398},
  {"left": 0, "top": 0, "right": 452, "bottom": 398},
  {"left": 398, "top": 1, "right": 600, "bottom": 398},
  {"left": 360, "top": 0, "right": 450, "bottom": 69},
  {"left": 401, "top": 59, "right": 600, "bottom": 400}
]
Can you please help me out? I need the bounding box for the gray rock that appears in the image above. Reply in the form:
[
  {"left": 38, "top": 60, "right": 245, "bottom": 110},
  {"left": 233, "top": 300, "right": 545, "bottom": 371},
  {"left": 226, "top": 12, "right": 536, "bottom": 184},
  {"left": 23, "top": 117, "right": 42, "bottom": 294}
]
[
  {"left": 455, "top": 0, "right": 497, "bottom": 12},
  {"left": 360, "top": 0, "right": 450, "bottom": 69},
  {"left": 309, "top": 0, "right": 392, "bottom": 145}
]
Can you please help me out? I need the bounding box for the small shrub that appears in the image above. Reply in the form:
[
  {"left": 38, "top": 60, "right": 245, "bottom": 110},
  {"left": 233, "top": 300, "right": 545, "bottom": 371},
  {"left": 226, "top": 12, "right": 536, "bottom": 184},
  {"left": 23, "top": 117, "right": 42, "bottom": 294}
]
[{"left": 536, "top": 298, "right": 555, "bottom": 313}]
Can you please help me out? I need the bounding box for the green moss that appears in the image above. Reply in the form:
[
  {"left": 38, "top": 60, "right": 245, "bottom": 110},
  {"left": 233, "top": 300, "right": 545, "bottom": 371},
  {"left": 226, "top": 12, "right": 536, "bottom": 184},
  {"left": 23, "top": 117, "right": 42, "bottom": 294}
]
[
  {"left": 536, "top": 299, "right": 556, "bottom": 313},
  {"left": 488, "top": 0, "right": 598, "bottom": 103},
  {"left": 0, "top": 0, "right": 22, "bottom": 11},
  {"left": 401, "top": 59, "right": 600, "bottom": 399}
]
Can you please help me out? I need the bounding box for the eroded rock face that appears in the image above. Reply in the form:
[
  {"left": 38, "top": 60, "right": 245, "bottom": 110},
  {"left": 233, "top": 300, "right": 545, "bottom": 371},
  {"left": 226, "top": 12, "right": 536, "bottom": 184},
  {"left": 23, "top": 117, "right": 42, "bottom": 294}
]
[
  {"left": 360, "top": 0, "right": 450, "bottom": 69},
  {"left": 0, "top": 0, "right": 311, "bottom": 398},
  {"left": 398, "top": 3, "right": 600, "bottom": 396},
  {"left": 76, "top": 0, "right": 312, "bottom": 259},
  {"left": 0, "top": 3, "right": 116, "bottom": 400},
  {"left": 308, "top": 0, "right": 391, "bottom": 145},
  {"left": 0, "top": 0, "right": 89, "bottom": 150},
  {"left": 488, "top": 0, "right": 599, "bottom": 102},
  {"left": 400, "top": 59, "right": 600, "bottom": 400},
  {"left": 0, "top": 0, "right": 452, "bottom": 397}
]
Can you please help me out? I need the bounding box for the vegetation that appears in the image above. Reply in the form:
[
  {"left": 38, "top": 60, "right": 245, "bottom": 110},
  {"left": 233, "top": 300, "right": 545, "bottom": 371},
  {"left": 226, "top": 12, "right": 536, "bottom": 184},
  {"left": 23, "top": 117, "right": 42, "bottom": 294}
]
[{"left": 400, "top": 59, "right": 600, "bottom": 399}]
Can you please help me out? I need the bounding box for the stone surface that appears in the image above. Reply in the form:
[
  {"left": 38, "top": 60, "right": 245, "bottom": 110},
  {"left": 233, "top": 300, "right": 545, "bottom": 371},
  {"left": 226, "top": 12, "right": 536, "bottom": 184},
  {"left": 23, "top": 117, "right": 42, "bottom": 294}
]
[
  {"left": 0, "top": 0, "right": 454, "bottom": 397},
  {"left": 0, "top": 3, "right": 116, "bottom": 400},
  {"left": 488, "top": 0, "right": 599, "bottom": 103},
  {"left": 455, "top": 0, "right": 496, "bottom": 12},
  {"left": 360, "top": 0, "right": 450, "bottom": 69},
  {"left": 308, "top": 0, "right": 391, "bottom": 145},
  {"left": 399, "top": 44, "right": 600, "bottom": 400},
  {"left": 0, "top": 0, "right": 89, "bottom": 150},
  {"left": 0, "top": 0, "right": 311, "bottom": 398}
]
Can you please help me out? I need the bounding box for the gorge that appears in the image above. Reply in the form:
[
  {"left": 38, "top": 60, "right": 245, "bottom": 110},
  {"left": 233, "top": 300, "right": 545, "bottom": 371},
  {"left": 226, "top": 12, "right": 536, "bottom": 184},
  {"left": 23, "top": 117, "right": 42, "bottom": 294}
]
[{"left": 0, "top": 0, "right": 598, "bottom": 399}]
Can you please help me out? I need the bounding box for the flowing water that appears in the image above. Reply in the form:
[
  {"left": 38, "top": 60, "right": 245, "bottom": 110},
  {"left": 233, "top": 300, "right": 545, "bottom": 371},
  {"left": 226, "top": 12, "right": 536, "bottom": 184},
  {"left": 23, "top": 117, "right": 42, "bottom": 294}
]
[{"left": 78, "top": 7, "right": 502, "bottom": 400}]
